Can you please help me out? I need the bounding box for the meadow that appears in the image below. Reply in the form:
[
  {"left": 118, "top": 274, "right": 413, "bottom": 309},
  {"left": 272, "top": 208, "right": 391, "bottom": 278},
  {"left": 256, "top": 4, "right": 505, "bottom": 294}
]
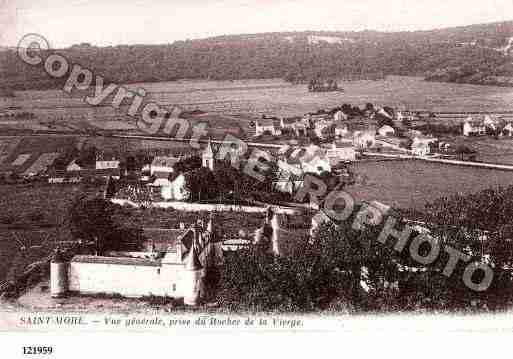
[
  {"left": 2, "top": 76, "right": 513, "bottom": 137},
  {"left": 0, "top": 184, "right": 81, "bottom": 283},
  {"left": 347, "top": 159, "right": 513, "bottom": 211},
  {"left": 2, "top": 75, "right": 513, "bottom": 284}
]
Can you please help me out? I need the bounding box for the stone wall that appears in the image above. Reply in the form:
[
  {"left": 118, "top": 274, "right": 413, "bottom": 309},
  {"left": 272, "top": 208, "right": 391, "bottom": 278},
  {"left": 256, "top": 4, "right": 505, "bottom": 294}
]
[
  {"left": 68, "top": 262, "right": 188, "bottom": 298},
  {"left": 111, "top": 198, "right": 302, "bottom": 215}
]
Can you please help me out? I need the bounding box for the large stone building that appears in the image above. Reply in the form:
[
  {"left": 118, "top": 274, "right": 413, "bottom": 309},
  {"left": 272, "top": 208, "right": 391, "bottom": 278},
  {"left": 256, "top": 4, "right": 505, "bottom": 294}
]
[{"left": 51, "top": 217, "right": 222, "bottom": 305}]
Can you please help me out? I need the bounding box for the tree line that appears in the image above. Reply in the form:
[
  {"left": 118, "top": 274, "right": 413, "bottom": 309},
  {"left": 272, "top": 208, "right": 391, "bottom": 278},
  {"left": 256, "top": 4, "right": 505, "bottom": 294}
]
[{"left": 2, "top": 23, "right": 513, "bottom": 91}]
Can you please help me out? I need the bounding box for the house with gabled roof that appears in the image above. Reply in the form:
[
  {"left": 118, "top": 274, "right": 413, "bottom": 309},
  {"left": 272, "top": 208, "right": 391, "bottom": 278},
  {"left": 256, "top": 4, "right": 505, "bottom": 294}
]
[
  {"left": 66, "top": 160, "right": 82, "bottom": 172},
  {"left": 353, "top": 130, "right": 376, "bottom": 149},
  {"left": 483, "top": 115, "right": 501, "bottom": 131},
  {"left": 314, "top": 119, "right": 335, "bottom": 139},
  {"left": 334, "top": 123, "right": 349, "bottom": 138},
  {"left": 463, "top": 117, "right": 486, "bottom": 136},
  {"left": 150, "top": 156, "right": 180, "bottom": 177},
  {"left": 280, "top": 117, "right": 307, "bottom": 136},
  {"left": 502, "top": 122, "right": 513, "bottom": 137},
  {"left": 254, "top": 118, "right": 281, "bottom": 137},
  {"left": 299, "top": 153, "right": 331, "bottom": 175},
  {"left": 333, "top": 110, "right": 348, "bottom": 122},
  {"left": 95, "top": 152, "right": 120, "bottom": 170},
  {"left": 326, "top": 141, "right": 356, "bottom": 163}
]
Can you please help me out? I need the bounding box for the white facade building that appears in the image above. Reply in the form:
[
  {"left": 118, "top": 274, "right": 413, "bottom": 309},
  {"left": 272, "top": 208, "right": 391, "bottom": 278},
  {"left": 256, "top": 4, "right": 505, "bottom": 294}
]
[
  {"left": 150, "top": 156, "right": 179, "bottom": 176},
  {"left": 326, "top": 142, "right": 356, "bottom": 163},
  {"left": 51, "top": 219, "right": 220, "bottom": 305},
  {"left": 333, "top": 110, "right": 348, "bottom": 122},
  {"left": 353, "top": 131, "right": 376, "bottom": 149},
  {"left": 463, "top": 117, "right": 486, "bottom": 136},
  {"left": 255, "top": 119, "right": 281, "bottom": 137}
]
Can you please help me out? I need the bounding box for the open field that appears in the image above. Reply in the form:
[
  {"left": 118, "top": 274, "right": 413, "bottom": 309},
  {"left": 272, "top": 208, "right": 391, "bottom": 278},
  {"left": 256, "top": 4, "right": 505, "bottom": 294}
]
[
  {"left": 347, "top": 159, "right": 513, "bottom": 211},
  {"left": 0, "top": 184, "right": 81, "bottom": 283},
  {"left": 1, "top": 76, "right": 513, "bottom": 136},
  {"left": 435, "top": 136, "right": 513, "bottom": 165}
]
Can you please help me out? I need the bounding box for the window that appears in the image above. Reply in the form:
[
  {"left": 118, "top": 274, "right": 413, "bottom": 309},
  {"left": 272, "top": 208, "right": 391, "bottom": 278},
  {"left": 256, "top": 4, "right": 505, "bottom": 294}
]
[{"left": 172, "top": 284, "right": 176, "bottom": 292}]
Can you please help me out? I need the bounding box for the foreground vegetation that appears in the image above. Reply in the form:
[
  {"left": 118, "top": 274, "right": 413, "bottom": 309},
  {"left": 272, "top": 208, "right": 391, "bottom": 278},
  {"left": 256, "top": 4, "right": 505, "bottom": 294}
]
[
  {"left": 217, "top": 186, "right": 513, "bottom": 313},
  {"left": 5, "top": 182, "right": 513, "bottom": 313}
]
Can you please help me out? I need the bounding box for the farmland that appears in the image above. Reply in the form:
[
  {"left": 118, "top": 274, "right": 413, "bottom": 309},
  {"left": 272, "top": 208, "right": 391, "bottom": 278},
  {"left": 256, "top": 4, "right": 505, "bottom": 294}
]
[
  {"left": 2, "top": 75, "right": 513, "bottom": 286},
  {"left": 446, "top": 136, "right": 513, "bottom": 165},
  {"left": 0, "top": 184, "right": 80, "bottom": 283},
  {"left": 347, "top": 159, "right": 513, "bottom": 211},
  {"left": 1, "top": 76, "right": 513, "bottom": 138}
]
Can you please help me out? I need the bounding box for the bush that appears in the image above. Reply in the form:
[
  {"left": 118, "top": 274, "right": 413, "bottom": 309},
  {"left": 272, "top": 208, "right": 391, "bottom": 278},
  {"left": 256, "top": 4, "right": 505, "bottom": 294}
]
[
  {"left": 0, "top": 214, "right": 16, "bottom": 225},
  {"left": 217, "top": 243, "right": 353, "bottom": 312},
  {"left": 141, "top": 295, "right": 175, "bottom": 306},
  {"left": 27, "top": 211, "right": 45, "bottom": 223}
]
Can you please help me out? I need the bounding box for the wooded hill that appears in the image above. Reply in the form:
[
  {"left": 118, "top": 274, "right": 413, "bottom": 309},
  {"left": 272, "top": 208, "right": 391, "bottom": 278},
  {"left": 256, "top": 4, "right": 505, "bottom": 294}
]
[{"left": 2, "top": 21, "right": 513, "bottom": 91}]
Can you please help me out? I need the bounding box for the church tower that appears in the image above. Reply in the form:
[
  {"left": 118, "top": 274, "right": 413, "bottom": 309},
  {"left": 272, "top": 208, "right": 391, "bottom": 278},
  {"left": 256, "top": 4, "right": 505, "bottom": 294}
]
[{"left": 202, "top": 139, "right": 214, "bottom": 171}]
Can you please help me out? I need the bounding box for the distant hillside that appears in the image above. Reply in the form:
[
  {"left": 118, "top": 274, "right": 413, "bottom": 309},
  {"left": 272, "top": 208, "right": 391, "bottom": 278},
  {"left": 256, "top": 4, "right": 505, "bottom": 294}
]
[{"left": 2, "top": 21, "right": 513, "bottom": 91}]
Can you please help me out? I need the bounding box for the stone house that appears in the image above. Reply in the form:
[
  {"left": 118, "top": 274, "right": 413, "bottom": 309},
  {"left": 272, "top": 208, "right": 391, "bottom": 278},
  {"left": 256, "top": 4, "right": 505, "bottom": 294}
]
[
  {"left": 463, "top": 117, "right": 486, "bottom": 136},
  {"left": 255, "top": 118, "right": 281, "bottom": 137},
  {"left": 51, "top": 218, "right": 222, "bottom": 305}
]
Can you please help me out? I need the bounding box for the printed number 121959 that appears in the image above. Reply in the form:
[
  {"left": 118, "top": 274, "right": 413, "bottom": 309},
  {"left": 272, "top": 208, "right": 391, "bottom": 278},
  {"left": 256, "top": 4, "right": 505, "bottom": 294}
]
[{"left": 23, "top": 347, "right": 53, "bottom": 355}]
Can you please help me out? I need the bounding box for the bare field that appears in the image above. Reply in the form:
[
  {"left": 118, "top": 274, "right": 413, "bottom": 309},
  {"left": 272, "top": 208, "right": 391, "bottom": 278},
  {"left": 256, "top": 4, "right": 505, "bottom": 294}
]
[
  {"left": 2, "top": 76, "right": 513, "bottom": 134},
  {"left": 347, "top": 160, "right": 513, "bottom": 211},
  {"left": 439, "top": 136, "right": 513, "bottom": 165}
]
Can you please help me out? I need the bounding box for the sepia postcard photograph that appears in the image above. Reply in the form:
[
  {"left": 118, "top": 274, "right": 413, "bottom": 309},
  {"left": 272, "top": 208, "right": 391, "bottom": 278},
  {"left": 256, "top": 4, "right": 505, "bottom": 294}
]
[{"left": 2, "top": 0, "right": 513, "bottom": 357}]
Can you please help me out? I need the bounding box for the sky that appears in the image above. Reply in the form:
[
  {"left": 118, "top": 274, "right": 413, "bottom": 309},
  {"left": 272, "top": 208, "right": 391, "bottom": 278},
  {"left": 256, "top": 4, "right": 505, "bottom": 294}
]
[{"left": 1, "top": 0, "right": 513, "bottom": 47}]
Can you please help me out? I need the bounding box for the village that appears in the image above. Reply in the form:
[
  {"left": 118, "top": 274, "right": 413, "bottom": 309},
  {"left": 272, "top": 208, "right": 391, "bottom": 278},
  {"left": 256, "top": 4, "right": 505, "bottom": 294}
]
[
  {"left": 2, "top": 100, "right": 513, "bottom": 310},
  {"left": 5, "top": 103, "right": 513, "bottom": 189}
]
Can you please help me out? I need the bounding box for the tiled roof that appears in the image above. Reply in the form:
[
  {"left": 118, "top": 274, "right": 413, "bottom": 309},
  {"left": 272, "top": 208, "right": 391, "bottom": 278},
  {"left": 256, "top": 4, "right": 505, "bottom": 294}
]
[
  {"left": 71, "top": 255, "right": 160, "bottom": 267},
  {"left": 86, "top": 168, "right": 121, "bottom": 177},
  {"left": 282, "top": 117, "right": 298, "bottom": 125},
  {"left": 153, "top": 171, "right": 172, "bottom": 179},
  {"left": 257, "top": 119, "right": 276, "bottom": 127},
  {"left": 96, "top": 153, "right": 118, "bottom": 161},
  {"left": 332, "top": 142, "right": 354, "bottom": 148},
  {"left": 150, "top": 178, "right": 172, "bottom": 187},
  {"left": 412, "top": 141, "right": 430, "bottom": 148},
  {"left": 152, "top": 156, "right": 179, "bottom": 168},
  {"left": 142, "top": 226, "right": 196, "bottom": 260},
  {"left": 143, "top": 228, "right": 185, "bottom": 244},
  {"left": 47, "top": 170, "right": 82, "bottom": 179},
  {"left": 467, "top": 121, "right": 484, "bottom": 127},
  {"left": 48, "top": 168, "right": 120, "bottom": 178}
]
